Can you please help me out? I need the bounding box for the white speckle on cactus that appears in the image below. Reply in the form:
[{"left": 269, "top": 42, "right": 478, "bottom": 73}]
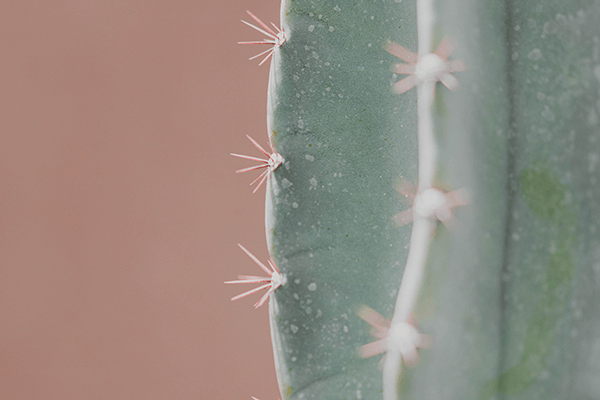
[
  {"left": 305, "top": 154, "right": 315, "bottom": 161},
  {"left": 309, "top": 177, "right": 318, "bottom": 189},
  {"left": 290, "top": 325, "right": 299, "bottom": 334},
  {"left": 292, "top": 202, "right": 299, "bottom": 209},
  {"left": 543, "top": 20, "right": 557, "bottom": 36},
  {"left": 329, "top": 26, "right": 335, "bottom": 32},
  {"left": 308, "top": 25, "right": 315, "bottom": 32},
  {"left": 282, "top": 178, "right": 293, "bottom": 189},
  {"left": 343, "top": 325, "right": 349, "bottom": 333},
  {"left": 291, "top": 356, "right": 297, "bottom": 362},
  {"left": 333, "top": 5, "right": 341, "bottom": 11},
  {"left": 293, "top": 293, "right": 299, "bottom": 300},
  {"left": 305, "top": 307, "right": 312, "bottom": 315},
  {"left": 542, "top": 106, "right": 556, "bottom": 122},
  {"left": 527, "top": 48, "right": 542, "bottom": 60},
  {"left": 298, "top": 119, "right": 304, "bottom": 129},
  {"left": 356, "top": 389, "right": 362, "bottom": 399},
  {"left": 308, "top": 282, "right": 317, "bottom": 291}
]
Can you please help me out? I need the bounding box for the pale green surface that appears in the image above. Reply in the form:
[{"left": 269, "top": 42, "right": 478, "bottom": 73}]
[
  {"left": 267, "top": 1, "right": 417, "bottom": 398},
  {"left": 489, "top": 1, "right": 600, "bottom": 398},
  {"left": 264, "top": 0, "right": 600, "bottom": 399}
]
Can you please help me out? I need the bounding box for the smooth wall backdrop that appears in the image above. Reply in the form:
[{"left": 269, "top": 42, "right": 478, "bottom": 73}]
[{"left": 0, "top": 1, "right": 280, "bottom": 399}]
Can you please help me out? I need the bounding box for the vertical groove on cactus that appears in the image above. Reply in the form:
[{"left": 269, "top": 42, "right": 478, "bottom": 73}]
[{"left": 496, "top": 1, "right": 520, "bottom": 393}]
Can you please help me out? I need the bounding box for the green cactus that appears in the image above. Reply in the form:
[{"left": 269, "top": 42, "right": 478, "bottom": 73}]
[{"left": 230, "top": 0, "right": 600, "bottom": 399}]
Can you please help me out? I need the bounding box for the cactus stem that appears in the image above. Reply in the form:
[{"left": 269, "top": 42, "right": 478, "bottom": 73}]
[
  {"left": 238, "top": 10, "right": 286, "bottom": 66},
  {"left": 231, "top": 135, "right": 283, "bottom": 193},
  {"left": 224, "top": 244, "right": 285, "bottom": 308}
]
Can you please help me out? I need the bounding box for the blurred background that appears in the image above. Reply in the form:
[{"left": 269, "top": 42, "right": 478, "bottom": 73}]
[{"left": 0, "top": 1, "right": 280, "bottom": 399}]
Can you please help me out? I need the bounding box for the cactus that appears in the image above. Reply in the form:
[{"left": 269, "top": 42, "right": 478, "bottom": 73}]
[{"left": 229, "top": 0, "right": 600, "bottom": 399}]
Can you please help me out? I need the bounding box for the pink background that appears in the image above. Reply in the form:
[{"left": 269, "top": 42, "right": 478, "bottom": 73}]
[{"left": 0, "top": 1, "right": 280, "bottom": 399}]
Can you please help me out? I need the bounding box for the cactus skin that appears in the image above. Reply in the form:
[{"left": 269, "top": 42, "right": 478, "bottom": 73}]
[
  {"left": 257, "top": 0, "right": 600, "bottom": 399},
  {"left": 266, "top": 2, "right": 417, "bottom": 398},
  {"left": 477, "top": 1, "right": 600, "bottom": 398}
]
